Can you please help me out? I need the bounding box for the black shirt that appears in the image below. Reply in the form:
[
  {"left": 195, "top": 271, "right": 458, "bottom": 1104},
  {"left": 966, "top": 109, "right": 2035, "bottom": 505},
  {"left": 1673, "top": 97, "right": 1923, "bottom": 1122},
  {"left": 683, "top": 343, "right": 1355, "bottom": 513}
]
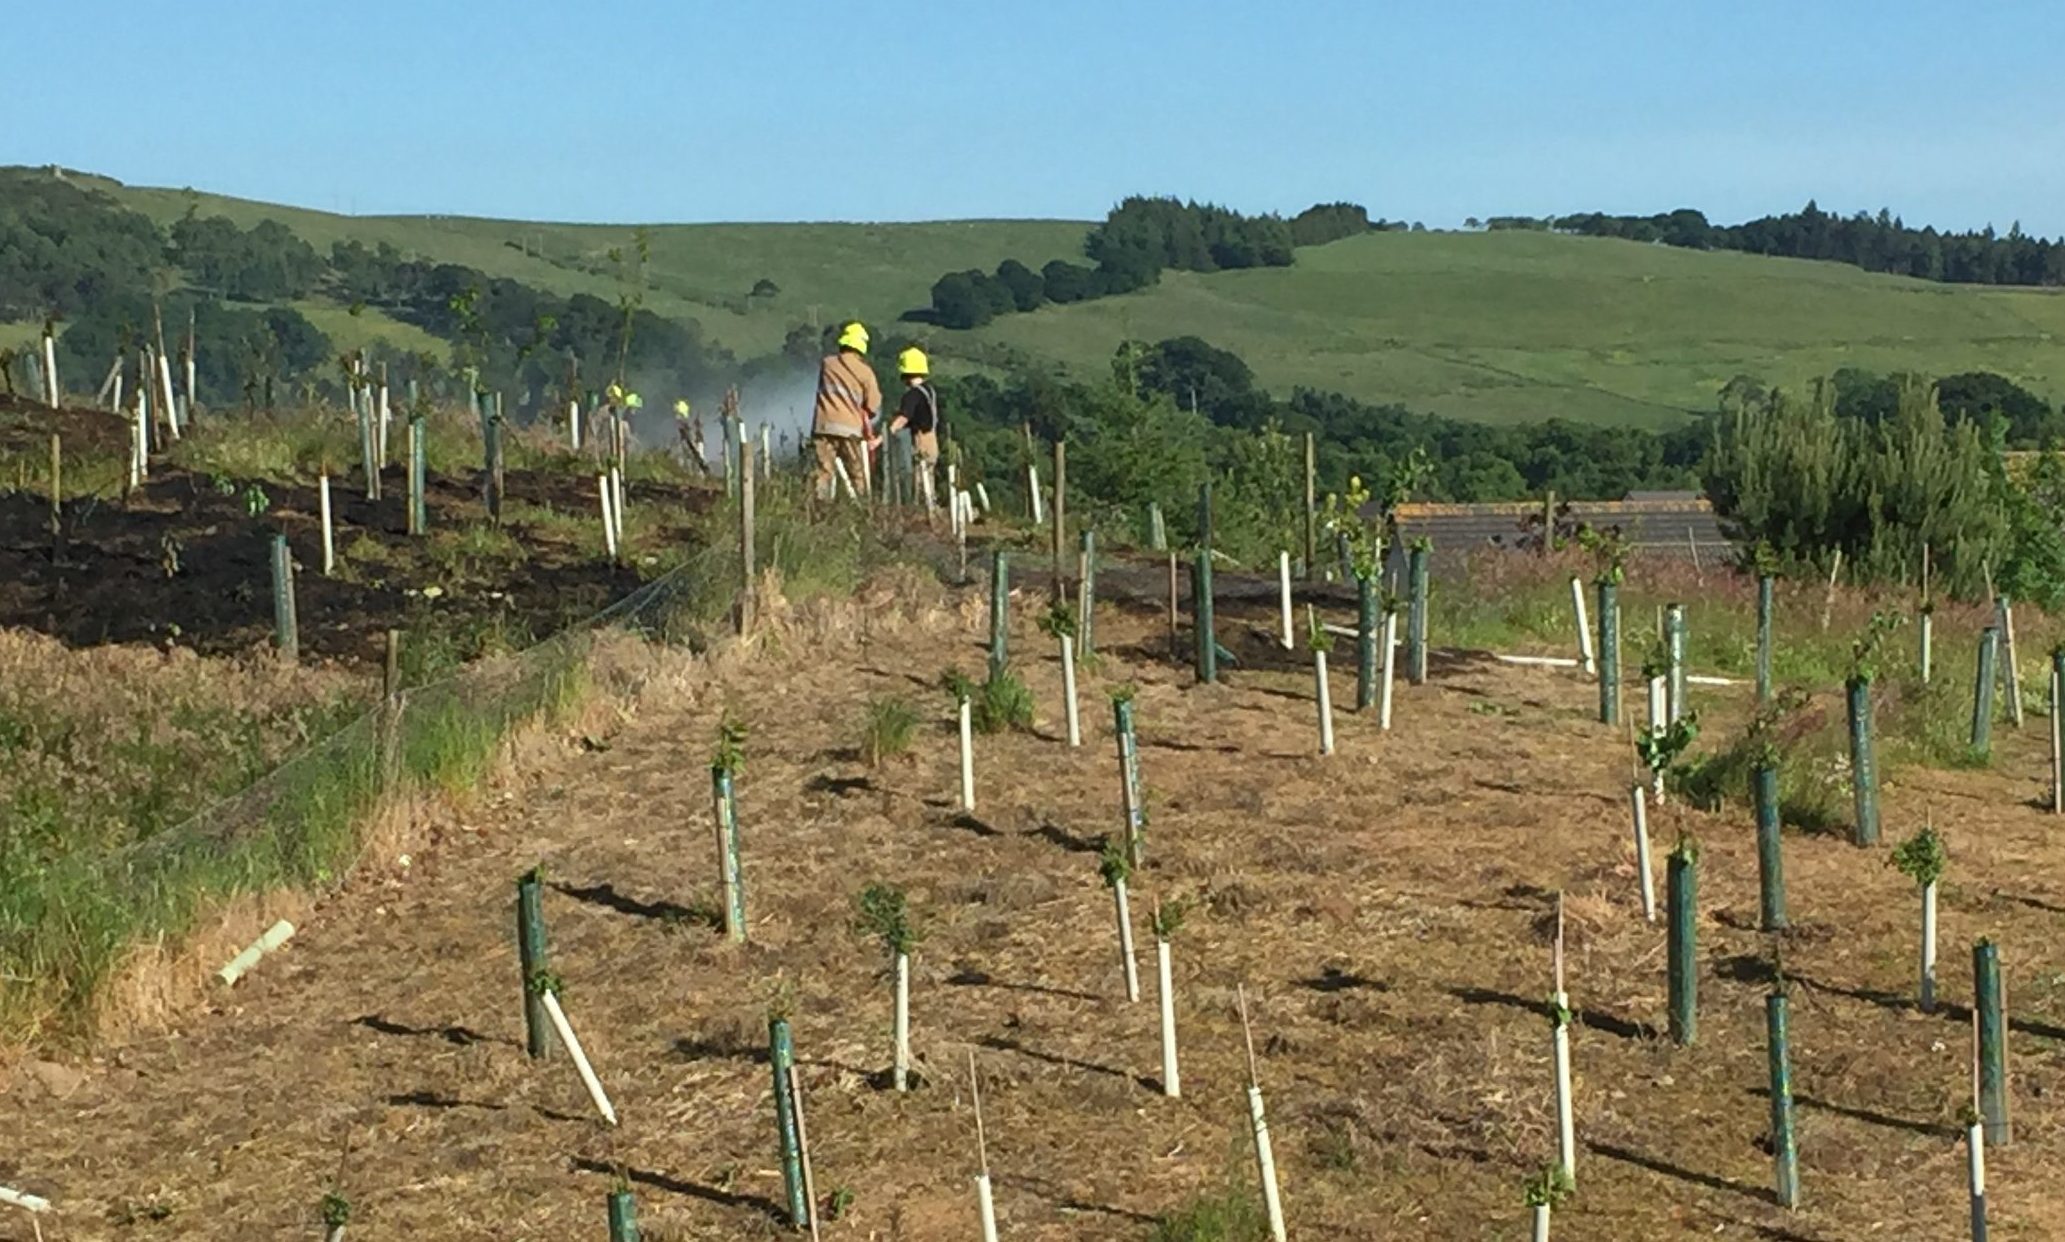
[{"left": 897, "top": 382, "right": 940, "bottom": 435}]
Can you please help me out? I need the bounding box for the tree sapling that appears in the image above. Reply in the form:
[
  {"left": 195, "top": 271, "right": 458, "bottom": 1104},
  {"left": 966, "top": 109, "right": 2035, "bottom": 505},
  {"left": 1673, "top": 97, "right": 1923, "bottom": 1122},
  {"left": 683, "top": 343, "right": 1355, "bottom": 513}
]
[
  {"left": 1099, "top": 838, "right": 1142, "bottom": 1003},
  {"left": 854, "top": 884, "right": 922, "bottom": 1091},
  {"left": 1039, "top": 600, "right": 1082, "bottom": 747},
  {"left": 1890, "top": 821, "right": 1947, "bottom": 1012},
  {"left": 1152, "top": 898, "right": 1188, "bottom": 1098},
  {"left": 944, "top": 671, "right": 977, "bottom": 811},
  {"left": 1524, "top": 1164, "right": 1575, "bottom": 1242}
]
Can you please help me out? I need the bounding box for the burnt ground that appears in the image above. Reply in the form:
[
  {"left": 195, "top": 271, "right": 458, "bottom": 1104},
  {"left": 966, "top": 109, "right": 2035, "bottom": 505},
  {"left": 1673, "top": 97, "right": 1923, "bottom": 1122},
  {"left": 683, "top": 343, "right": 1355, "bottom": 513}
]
[
  {"left": 0, "top": 403, "right": 714, "bottom": 666},
  {"left": 5, "top": 574, "right": 2065, "bottom": 1240}
]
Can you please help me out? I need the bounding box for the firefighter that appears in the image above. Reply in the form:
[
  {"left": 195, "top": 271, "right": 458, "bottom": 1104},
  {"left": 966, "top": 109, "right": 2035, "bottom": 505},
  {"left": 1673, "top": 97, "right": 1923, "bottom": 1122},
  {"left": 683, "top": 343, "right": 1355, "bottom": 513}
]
[
  {"left": 674, "top": 399, "right": 710, "bottom": 474},
  {"left": 811, "top": 321, "right": 881, "bottom": 499},
  {"left": 885, "top": 346, "right": 941, "bottom": 511}
]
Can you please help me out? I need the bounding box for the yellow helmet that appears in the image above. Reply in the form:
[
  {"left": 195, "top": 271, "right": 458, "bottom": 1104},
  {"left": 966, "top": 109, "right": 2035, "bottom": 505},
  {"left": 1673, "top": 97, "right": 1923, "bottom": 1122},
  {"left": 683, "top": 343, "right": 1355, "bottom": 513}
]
[
  {"left": 837, "top": 321, "right": 870, "bottom": 354},
  {"left": 624, "top": 392, "right": 644, "bottom": 410},
  {"left": 897, "top": 347, "right": 930, "bottom": 376},
  {"left": 673, "top": 399, "right": 691, "bottom": 417},
  {"left": 606, "top": 382, "right": 625, "bottom": 402}
]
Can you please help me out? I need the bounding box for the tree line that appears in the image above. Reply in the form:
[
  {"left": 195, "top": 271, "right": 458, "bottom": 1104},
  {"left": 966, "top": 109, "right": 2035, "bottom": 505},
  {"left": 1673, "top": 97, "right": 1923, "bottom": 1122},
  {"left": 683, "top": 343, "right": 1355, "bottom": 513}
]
[
  {"left": 1483, "top": 201, "right": 2065, "bottom": 287},
  {"left": 924, "top": 198, "right": 1380, "bottom": 329}
]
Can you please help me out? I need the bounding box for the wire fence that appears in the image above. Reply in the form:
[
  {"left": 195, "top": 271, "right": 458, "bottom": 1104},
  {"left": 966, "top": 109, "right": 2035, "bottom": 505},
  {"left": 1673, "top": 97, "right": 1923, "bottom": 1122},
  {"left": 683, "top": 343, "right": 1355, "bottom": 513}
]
[{"left": 4, "top": 560, "right": 708, "bottom": 1040}]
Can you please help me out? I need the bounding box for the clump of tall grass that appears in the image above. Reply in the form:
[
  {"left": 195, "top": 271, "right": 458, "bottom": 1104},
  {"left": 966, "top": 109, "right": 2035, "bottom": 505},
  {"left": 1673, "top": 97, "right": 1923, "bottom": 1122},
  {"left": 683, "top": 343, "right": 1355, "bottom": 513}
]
[
  {"left": 972, "top": 667, "right": 1035, "bottom": 735},
  {"left": 860, "top": 697, "right": 919, "bottom": 766},
  {"left": 1150, "top": 1183, "right": 1269, "bottom": 1242}
]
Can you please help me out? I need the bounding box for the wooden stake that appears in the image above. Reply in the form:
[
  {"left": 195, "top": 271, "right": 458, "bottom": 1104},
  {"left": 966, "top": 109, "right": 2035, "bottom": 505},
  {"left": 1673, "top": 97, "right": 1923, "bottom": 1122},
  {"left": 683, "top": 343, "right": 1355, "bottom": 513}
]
[
  {"left": 1571, "top": 577, "right": 1594, "bottom": 676},
  {"left": 1156, "top": 906, "right": 1180, "bottom": 1098},
  {"left": 1820, "top": 550, "right": 1842, "bottom": 632},
  {"left": 540, "top": 989, "right": 617, "bottom": 1125},
  {"left": 1371, "top": 609, "right": 1400, "bottom": 730},
  {"left": 738, "top": 441, "right": 757, "bottom": 635},
  {"left": 957, "top": 697, "right": 976, "bottom": 812},
  {"left": 1237, "top": 986, "right": 1288, "bottom": 1242},
  {"left": 971, "top": 1052, "right": 999, "bottom": 1242},
  {"left": 1315, "top": 648, "right": 1335, "bottom": 755},
  {"left": 47, "top": 433, "right": 60, "bottom": 541},
  {"left": 788, "top": 1064, "right": 822, "bottom": 1241},
  {"left": 319, "top": 473, "right": 336, "bottom": 576},
  {"left": 1061, "top": 633, "right": 1081, "bottom": 747},
  {"left": 1278, "top": 552, "right": 1295, "bottom": 649},
  {"left": 1113, "top": 877, "right": 1141, "bottom": 1003}
]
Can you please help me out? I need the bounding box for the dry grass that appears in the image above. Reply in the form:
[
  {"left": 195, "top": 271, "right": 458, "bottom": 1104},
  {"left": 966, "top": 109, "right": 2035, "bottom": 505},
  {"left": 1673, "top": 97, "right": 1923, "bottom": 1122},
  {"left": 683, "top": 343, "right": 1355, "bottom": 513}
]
[{"left": 9, "top": 570, "right": 2065, "bottom": 1239}]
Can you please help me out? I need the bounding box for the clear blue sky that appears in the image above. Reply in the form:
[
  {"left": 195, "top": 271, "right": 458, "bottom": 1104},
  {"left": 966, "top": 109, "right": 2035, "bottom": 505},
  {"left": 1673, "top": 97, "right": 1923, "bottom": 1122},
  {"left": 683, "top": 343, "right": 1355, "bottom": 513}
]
[{"left": 16, "top": 1, "right": 2065, "bottom": 235}]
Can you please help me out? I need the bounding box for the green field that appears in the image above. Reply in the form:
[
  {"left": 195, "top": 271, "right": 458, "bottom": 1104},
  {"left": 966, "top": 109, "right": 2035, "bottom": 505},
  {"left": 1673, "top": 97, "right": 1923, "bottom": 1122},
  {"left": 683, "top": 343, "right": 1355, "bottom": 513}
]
[
  {"left": 88, "top": 176, "right": 1090, "bottom": 360},
  {"left": 51, "top": 175, "right": 2065, "bottom": 426},
  {"left": 970, "top": 229, "right": 2065, "bottom": 427}
]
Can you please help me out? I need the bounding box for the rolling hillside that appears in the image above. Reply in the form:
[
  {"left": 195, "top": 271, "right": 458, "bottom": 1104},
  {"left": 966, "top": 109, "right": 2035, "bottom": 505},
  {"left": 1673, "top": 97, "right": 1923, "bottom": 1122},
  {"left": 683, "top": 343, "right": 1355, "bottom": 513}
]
[
  {"left": 85, "top": 175, "right": 1091, "bottom": 361},
  {"left": 969, "top": 228, "right": 2065, "bottom": 427},
  {"left": 41, "top": 173, "right": 2065, "bottom": 426}
]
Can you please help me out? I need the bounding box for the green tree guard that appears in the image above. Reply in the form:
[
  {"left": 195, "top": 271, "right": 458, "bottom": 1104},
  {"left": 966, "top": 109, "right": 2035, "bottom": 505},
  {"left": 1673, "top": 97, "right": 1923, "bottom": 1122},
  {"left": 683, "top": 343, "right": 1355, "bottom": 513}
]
[
  {"left": 713, "top": 767, "right": 746, "bottom": 942},
  {"left": 516, "top": 868, "right": 556, "bottom": 1059},
  {"left": 1355, "top": 574, "right": 1377, "bottom": 711},
  {"left": 607, "top": 1189, "right": 639, "bottom": 1242},
  {"left": 1597, "top": 581, "right": 1621, "bottom": 726},
  {"left": 1079, "top": 529, "right": 1097, "bottom": 658},
  {"left": 769, "top": 1017, "right": 808, "bottom": 1227},
  {"left": 1665, "top": 602, "right": 1688, "bottom": 723},
  {"left": 987, "top": 550, "right": 1009, "bottom": 682},
  {"left": 1667, "top": 842, "right": 1697, "bottom": 1046},
  {"left": 1846, "top": 677, "right": 1880, "bottom": 846},
  {"left": 408, "top": 415, "right": 428, "bottom": 535},
  {"left": 1148, "top": 503, "right": 1166, "bottom": 551},
  {"left": 1766, "top": 992, "right": 1800, "bottom": 1209},
  {"left": 1406, "top": 544, "right": 1430, "bottom": 684},
  {"left": 483, "top": 405, "right": 504, "bottom": 523},
  {"left": 1974, "top": 940, "right": 2010, "bottom": 1146},
  {"left": 1115, "top": 698, "right": 1145, "bottom": 864},
  {"left": 1193, "top": 551, "right": 1217, "bottom": 683},
  {"left": 1972, "top": 627, "right": 1999, "bottom": 757},
  {"left": 1756, "top": 574, "right": 1775, "bottom": 706},
  {"left": 270, "top": 534, "right": 299, "bottom": 662},
  {"left": 1754, "top": 764, "right": 1787, "bottom": 930}
]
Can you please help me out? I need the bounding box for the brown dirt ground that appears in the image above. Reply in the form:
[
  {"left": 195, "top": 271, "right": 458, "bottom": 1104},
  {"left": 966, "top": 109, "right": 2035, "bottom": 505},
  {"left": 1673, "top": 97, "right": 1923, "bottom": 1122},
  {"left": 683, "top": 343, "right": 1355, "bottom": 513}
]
[
  {"left": 4, "top": 571, "right": 2065, "bottom": 1241},
  {"left": 0, "top": 405, "right": 710, "bottom": 665}
]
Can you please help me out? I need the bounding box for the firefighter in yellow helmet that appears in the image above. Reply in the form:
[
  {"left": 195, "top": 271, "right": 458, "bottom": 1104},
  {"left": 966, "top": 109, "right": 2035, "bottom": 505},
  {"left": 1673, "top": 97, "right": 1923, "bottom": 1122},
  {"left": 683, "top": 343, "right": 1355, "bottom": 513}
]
[
  {"left": 674, "top": 398, "right": 710, "bottom": 475},
  {"left": 885, "top": 346, "right": 941, "bottom": 511},
  {"left": 811, "top": 321, "right": 881, "bottom": 499}
]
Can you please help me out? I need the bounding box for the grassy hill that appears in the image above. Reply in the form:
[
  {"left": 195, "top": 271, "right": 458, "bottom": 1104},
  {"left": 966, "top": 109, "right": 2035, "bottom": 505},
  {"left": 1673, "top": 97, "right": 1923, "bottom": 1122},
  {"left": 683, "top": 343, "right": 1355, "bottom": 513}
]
[
  {"left": 86, "top": 176, "right": 1091, "bottom": 360},
  {"left": 42, "top": 173, "right": 2065, "bottom": 427},
  {"left": 967, "top": 228, "right": 2065, "bottom": 428}
]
